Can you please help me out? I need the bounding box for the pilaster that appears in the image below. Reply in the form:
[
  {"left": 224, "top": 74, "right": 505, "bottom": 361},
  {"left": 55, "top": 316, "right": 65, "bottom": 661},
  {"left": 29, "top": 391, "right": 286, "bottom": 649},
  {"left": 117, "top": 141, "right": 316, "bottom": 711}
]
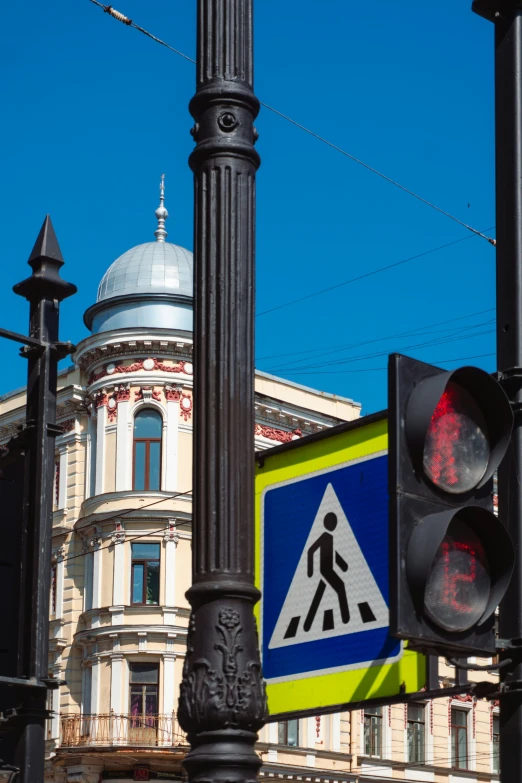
[{"left": 95, "top": 403, "right": 107, "bottom": 495}]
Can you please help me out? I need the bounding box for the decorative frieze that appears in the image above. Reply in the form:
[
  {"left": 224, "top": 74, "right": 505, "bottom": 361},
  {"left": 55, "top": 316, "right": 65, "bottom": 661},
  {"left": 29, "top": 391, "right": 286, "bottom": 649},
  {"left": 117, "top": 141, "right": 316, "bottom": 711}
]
[
  {"left": 135, "top": 387, "right": 162, "bottom": 403},
  {"left": 88, "top": 357, "right": 193, "bottom": 386},
  {"left": 254, "top": 423, "right": 302, "bottom": 443}
]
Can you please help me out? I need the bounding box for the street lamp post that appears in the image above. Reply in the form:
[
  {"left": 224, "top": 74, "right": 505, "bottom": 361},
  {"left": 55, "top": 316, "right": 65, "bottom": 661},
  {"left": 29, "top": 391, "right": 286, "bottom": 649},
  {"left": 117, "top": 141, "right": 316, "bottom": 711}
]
[{"left": 177, "top": 2, "right": 268, "bottom": 783}]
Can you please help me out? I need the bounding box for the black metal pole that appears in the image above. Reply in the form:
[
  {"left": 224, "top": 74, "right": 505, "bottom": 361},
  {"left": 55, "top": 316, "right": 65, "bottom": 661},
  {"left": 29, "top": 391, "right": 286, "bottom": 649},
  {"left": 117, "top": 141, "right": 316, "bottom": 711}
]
[
  {"left": 177, "top": 1, "right": 268, "bottom": 781},
  {"left": 473, "top": 2, "right": 522, "bottom": 781},
  {"left": 5, "top": 216, "right": 76, "bottom": 783}
]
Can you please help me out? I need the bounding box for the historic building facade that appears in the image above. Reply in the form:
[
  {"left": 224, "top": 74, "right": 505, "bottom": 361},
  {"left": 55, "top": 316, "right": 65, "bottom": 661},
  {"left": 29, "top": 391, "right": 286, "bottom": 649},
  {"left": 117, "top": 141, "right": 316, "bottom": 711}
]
[{"left": 0, "top": 185, "right": 500, "bottom": 783}]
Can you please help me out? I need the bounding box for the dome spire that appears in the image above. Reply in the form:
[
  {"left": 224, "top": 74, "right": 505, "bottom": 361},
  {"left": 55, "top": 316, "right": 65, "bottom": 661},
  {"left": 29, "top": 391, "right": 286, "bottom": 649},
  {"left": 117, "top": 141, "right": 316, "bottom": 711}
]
[{"left": 154, "top": 174, "right": 168, "bottom": 242}]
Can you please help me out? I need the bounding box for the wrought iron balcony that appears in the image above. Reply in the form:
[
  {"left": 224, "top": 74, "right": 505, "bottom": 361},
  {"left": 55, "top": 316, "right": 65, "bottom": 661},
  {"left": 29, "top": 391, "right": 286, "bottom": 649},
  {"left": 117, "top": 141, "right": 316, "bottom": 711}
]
[{"left": 60, "top": 713, "right": 188, "bottom": 748}]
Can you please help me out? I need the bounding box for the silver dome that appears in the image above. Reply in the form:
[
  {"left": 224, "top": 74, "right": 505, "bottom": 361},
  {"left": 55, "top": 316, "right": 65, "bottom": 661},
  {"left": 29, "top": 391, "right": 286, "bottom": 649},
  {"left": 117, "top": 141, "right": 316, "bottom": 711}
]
[{"left": 97, "top": 241, "right": 193, "bottom": 302}]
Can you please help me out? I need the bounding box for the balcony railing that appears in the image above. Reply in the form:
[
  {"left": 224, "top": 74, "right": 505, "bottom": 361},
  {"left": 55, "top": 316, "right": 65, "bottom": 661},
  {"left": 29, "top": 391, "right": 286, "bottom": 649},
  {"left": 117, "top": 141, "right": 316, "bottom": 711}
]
[{"left": 60, "top": 713, "right": 188, "bottom": 748}]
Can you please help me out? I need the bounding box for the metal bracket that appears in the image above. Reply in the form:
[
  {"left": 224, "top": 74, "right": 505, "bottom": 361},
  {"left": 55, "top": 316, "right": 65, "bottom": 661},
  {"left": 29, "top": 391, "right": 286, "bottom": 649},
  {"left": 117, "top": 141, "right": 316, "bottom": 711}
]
[
  {"left": 447, "top": 655, "right": 514, "bottom": 672},
  {"left": 51, "top": 341, "right": 76, "bottom": 360}
]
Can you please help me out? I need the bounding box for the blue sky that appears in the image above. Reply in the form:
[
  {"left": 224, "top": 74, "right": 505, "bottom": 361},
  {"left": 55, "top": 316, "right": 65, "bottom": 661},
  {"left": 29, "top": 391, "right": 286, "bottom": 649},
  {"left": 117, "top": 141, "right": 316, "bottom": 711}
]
[{"left": 0, "top": 0, "right": 496, "bottom": 414}]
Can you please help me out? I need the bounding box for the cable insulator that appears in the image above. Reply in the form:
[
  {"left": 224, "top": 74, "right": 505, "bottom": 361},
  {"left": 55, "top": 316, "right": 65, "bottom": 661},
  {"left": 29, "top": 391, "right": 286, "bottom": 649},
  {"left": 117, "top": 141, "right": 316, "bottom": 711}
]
[{"left": 104, "top": 5, "right": 132, "bottom": 25}]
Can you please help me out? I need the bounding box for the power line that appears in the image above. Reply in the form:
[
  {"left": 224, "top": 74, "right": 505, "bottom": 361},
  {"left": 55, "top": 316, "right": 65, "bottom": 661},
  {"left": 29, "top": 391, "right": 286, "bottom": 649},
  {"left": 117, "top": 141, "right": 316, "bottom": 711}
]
[
  {"left": 269, "top": 323, "right": 495, "bottom": 375},
  {"left": 63, "top": 488, "right": 193, "bottom": 566},
  {"left": 257, "top": 307, "right": 495, "bottom": 362},
  {"left": 279, "top": 351, "right": 495, "bottom": 376},
  {"left": 266, "top": 315, "right": 495, "bottom": 371},
  {"left": 256, "top": 230, "right": 494, "bottom": 317},
  {"left": 86, "top": 0, "right": 495, "bottom": 246}
]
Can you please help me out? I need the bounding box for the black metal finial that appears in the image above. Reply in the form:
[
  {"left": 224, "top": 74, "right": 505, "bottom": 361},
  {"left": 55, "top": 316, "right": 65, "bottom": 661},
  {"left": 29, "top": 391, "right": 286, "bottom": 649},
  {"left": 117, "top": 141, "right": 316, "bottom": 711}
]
[{"left": 13, "top": 215, "right": 77, "bottom": 302}]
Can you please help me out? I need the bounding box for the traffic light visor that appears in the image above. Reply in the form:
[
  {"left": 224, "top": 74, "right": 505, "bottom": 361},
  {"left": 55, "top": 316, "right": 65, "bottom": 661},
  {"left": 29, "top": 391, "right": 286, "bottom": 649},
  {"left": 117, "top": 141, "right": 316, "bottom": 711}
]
[{"left": 406, "top": 367, "right": 512, "bottom": 494}]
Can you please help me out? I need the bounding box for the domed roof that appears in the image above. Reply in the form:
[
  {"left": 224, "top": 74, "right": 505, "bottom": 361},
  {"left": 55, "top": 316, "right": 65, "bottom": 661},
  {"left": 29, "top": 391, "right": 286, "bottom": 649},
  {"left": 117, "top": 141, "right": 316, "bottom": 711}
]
[
  {"left": 97, "top": 241, "right": 193, "bottom": 302},
  {"left": 84, "top": 176, "right": 194, "bottom": 334}
]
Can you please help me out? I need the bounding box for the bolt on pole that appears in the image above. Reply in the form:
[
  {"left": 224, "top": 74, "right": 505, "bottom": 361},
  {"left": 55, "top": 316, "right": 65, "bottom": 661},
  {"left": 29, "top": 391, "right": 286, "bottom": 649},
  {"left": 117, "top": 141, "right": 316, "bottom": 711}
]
[
  {"left": 177, "top": 1, "right": 268, "bottom": 783},
  {"left": 473, "top": 2, "right": 522, "bottom": 781}
]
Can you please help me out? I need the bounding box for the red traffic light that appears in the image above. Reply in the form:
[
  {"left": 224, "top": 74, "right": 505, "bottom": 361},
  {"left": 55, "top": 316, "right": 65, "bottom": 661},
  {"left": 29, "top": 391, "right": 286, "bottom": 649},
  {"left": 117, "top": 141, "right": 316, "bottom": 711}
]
[
  {"left": 389, "top": 354, "right": 515, "bottom": 654},
  {"left": 406, "top": 367, "right": 512, "bottom": 494},
  {"left": 407, "top": 507, "right": 513, "bottom": 635}
]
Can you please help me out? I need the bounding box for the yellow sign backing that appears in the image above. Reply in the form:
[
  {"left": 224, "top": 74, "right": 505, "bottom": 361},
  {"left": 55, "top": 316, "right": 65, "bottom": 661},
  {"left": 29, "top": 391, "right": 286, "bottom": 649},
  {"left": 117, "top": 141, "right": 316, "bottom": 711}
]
[{"left": 255, "top": 412, "right": 425, "bottom": 718}]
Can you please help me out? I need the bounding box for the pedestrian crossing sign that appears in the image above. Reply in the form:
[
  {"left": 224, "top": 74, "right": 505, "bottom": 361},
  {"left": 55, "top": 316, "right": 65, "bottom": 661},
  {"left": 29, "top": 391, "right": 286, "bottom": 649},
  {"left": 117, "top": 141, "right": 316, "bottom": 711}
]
[{"left": 255, "top": 411, "right": 426, "bottom": 718}]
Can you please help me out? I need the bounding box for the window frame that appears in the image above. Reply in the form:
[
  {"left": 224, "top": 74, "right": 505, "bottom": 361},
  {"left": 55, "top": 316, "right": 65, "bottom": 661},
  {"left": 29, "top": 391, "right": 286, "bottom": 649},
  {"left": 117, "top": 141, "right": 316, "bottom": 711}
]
[
  {"left": 129, "top": 662, "right": 160, "bottom": 722},
  {"left": 132, "top": 409, "right": 163, "bottom": 491},
  {"left": 407, "top": 702, "right": 426, "bottom": 764},
  {"left": 450, "top": 707, "right": 469, "bottom": 770},
  {"left": 277, "top": 719, "right": 299, "bottom": 747},
  {"left": 492, "top": 711, "right": 500, "bottom": 774},
  {"left": 363, "top": 705, "right": 383, "bottom": 758},
  {"left": 131, "top": 543, "right": 160, "bottom": 606}
]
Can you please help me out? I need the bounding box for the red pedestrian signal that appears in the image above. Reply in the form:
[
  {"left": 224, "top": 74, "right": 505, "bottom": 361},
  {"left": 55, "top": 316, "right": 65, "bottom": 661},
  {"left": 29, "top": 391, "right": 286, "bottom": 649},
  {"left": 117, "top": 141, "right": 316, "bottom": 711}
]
[{"left": 388, "top": 354, "right": 514, "bottom": 655}]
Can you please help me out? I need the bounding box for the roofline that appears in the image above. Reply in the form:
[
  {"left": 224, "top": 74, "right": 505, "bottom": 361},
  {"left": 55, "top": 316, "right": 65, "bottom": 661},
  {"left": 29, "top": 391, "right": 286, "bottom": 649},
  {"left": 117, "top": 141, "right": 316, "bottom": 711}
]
[
  {"left": 0, "top": 366, "right": 76, "bottom": 405},
  {"left": 255, "top": 409, "right": 387, "bottom": 465},
  {"left": 255, "top": 369, "right": 362, "bottom": 408}
]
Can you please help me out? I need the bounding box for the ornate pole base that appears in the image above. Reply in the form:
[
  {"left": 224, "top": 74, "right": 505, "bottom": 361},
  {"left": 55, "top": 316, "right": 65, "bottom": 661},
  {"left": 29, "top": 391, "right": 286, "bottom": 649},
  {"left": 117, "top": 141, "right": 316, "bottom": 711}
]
[{"left": 179, "top": 596, "right": 267, "bottom": 783}]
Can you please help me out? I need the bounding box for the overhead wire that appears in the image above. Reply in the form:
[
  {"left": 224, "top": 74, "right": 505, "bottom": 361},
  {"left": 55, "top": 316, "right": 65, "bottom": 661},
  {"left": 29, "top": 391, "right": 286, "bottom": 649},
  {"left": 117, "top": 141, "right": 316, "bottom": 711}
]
[
  {"left": 256, "top": 230, "right": 495, "bottom": 318},
  {"left": 86, "top": 0, "right": 495, "bottom": 247},
  {"left": 267, "top": 317, "right": 495, "bottom": 372},
  {"left": 268, "top": 323, "right": 496, "bottom": 375},
  {"left": 280, "top": 351, "right": 496, "bottom": 376},
  {"left": 62, "top": 488, "right": 193, "bottom": 566},
  {"left": 257, "top": 307, "right": 495, "bottom": 362}
]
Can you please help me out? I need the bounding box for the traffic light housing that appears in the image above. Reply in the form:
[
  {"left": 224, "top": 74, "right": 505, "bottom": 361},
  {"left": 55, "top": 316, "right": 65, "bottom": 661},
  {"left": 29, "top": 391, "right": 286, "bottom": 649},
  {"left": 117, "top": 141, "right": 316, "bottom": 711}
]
[{"left": 388, "top": 353, "right": 515, "bottom": 655}]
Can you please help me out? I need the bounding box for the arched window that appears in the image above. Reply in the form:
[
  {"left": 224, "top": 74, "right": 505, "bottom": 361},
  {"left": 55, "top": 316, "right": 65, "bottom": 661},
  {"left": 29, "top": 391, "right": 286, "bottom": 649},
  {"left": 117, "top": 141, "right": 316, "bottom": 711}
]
[{"left": 133, "top": 409, "right": 162, "bottom": 490}]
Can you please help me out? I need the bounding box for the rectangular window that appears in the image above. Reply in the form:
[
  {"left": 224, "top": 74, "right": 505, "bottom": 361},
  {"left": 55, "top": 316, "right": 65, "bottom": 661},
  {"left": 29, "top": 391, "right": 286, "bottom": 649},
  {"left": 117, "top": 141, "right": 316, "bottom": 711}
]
[
  {"left": 407, "top": 703, "right": 425, "bottom": 763},
  {"left": 131, "top": 543, "right": 160, "bottom": 605},
  {"left": 278, "top": 719, "right": 299, "bottom": 747},
  {"left": 364, "top": 705, "right": 382, "bottom": 757},
  {"left": 129, "top": 663, "right": 159, "bottom": 739},
  {"left": 493, "top": 714, "right": 500, "bottom": 774},
  {"left": 451, "top": 708, "right": 468, "bottom": 770}
]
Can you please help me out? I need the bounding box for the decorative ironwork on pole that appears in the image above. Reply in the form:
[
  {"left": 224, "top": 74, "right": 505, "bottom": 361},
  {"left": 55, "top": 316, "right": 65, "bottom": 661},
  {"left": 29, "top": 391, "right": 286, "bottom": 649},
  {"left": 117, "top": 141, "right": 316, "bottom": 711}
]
[
  {"left": 177, "top": 0, "right": 267, "bottom": 781},
  {"left": 0, "top": 215, "right": 76, "bottom": 783}
]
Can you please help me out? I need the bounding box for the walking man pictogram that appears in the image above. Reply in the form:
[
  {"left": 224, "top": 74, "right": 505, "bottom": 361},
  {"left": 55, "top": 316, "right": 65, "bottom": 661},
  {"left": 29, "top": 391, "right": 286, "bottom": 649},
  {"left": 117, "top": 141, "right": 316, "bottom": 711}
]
[{"left": 304, "top": 511, "right": 350, "bottom": 632}]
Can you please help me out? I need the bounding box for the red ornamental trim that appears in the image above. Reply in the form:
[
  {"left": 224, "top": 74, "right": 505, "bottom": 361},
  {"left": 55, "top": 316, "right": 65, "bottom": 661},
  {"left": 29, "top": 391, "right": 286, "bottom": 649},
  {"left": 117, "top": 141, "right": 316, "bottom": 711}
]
[
  {"left": 388, "top": 705, "right": 391, "bottom": 727},
  {"left": 254, "top": 424, "right": 302, "bottom": 443},
  {"left": 448, "top": 698, "right": 452, "bottom": 735},
  {"left": 55, "top": 459, "right": 60, "bottom": 506},
  {"left": 315, "top": 716, "right": 321, "bottom": 738},
  {"left": 115, "top": 385, "right": 131, "bottom": 402},
  {"left": 430, "top": 700, "right": 433, "bottom": 735},
  {"left": 88, "top": 358, "right": 187, "bottom": 385},
  {"left": 59, "top": 418, "right": 75, "bottom": 433},
  {"left": 94, "top": 393, "right": 108, "bottom": 409},
  {"left": 165, "top": 388, "right": 181, "bottom": 401},
  {"left": 473, "top": 699, "right": 476, "bottom": 739},
  {"left": 180, "top": 394, "right": 192, "bottom": 421},
  {"left": 134, "top": 388, "right": 162, "bottom": 402},
  {"left": 404, "top": 703, "right": 408, "bottom": 729},
  {"left": 454, "top": 693, "right": 473, "bottom": 703}
]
